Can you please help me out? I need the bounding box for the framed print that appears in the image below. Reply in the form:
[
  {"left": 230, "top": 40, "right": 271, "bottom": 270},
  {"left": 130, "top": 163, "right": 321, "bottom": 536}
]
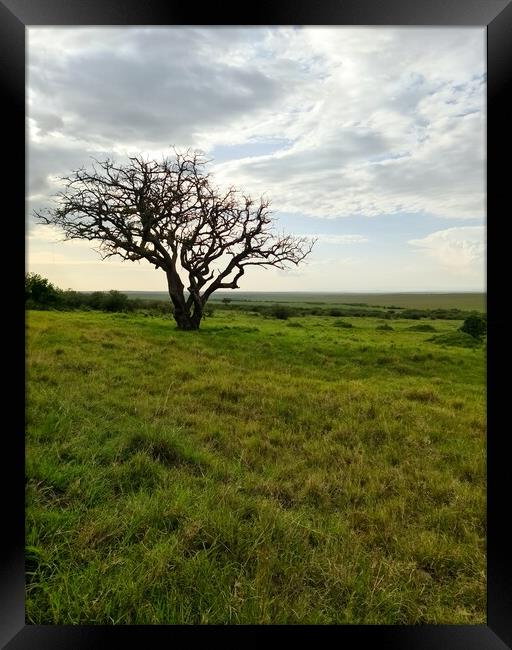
[{"left": 2, "top": 0, "right": 511, "bottom": 647}]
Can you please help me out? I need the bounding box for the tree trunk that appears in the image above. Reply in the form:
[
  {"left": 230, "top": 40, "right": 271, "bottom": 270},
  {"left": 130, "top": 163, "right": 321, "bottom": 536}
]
[
  {"left": 166, "top": 269, "right": 203, "bottom": 330},
  {"left": 172, "top": 304, "right": 202, "bottom": 330}
]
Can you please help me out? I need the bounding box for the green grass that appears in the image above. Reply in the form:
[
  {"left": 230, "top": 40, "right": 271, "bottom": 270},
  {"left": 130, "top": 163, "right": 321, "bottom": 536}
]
[{"left": 26, "top": 309, "right": 486, "bottom": 624}]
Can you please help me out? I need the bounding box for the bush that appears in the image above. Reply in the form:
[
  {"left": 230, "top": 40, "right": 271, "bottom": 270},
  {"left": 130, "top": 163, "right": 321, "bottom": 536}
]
[
  {"left": 88, "top": 291, "right": 107, "bottom": 310},
  {"left": 270, "top": 305, "right": 293, "bottom": 320},
  {"left": 85, "top": 290, "right": 128, "bottom": 312},
  {"left": 376, "top": 324, "right": 393, "bottom": 331},
  {"left": 102, "top": 290, "right": 130, "bottom": 312},
  {"left": 401, "top": 309, "right": 425, "bottom": 320},
  {"left": 459, "top": 313, "right": 486, "bottom": 340},
  {"left": 406, "top": 324, "right": 437, "bottom": 332},
  {"left": 25, "top": 274, "right": 173, "bottom": 315},
  {"left": 60, "top": 289, "right": 89, "bottom": 309},
  {"left": 25, "top": 273, "right": 62, "bottom": 309},
  {"left": 329, "top": 308, "right": 343, "bottom": 317},
  {"left": 431, "top": 308, "right": 466, "bottom": 320},
  {"left": 137, "top": 299, "right": 171, "bottom": 316},
  {"left": 427, "top": 331, "right": 481, "bottom": 348}
]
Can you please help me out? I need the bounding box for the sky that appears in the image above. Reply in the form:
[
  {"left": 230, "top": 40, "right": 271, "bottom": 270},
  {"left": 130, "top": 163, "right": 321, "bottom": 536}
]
[{"left": 27, "top": 27, "right": 486, "bottom": 293}]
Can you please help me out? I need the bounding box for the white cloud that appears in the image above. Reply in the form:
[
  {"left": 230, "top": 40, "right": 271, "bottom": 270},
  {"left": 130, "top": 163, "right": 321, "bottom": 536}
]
[
  {"left": 304, "top": 234, "right": 369, "bottom": 244},
  {"left": 212, "top": 28, "right": 485, "bottom": 219},
  {"left": 408, "top": 226, "right": 485, "bottom": 274},
  {"left": 26, "top": 223, "right": 64, "bottom": 242}
]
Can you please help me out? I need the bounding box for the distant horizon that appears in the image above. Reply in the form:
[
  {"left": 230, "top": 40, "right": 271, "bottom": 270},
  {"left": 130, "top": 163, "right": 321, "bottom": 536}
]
[{"left": 80, "top": 289, "right": 486, "bottom": 295}]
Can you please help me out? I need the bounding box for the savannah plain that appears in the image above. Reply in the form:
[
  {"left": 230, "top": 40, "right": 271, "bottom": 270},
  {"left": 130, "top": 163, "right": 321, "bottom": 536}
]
[{"left": 26, "top": 292, "right": 486, "bottom": 624}]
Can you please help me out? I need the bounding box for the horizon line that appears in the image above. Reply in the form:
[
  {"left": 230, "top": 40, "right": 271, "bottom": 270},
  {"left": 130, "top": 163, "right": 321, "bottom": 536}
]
[{"left": 79, "top": 289, "right": 487, "bottom": 294}]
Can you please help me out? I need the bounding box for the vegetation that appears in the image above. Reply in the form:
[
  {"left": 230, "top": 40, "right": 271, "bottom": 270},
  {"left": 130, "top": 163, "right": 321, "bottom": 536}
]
[
  {"left": 25, "top": 273, "right": 61, "bottom": 309},
  {"left": 24, "top": 273, "right": 171, "bottom": 316},
  {"left": 25, "top": 274, "right": 486, "bottom": 328},
  {"left": 459, "top": 314, "right": 487, "bottom": 341},
  {"left": 406, "top": 324, "right": 437, "bottom": 333},
  {"left": 269, "top": 304, "right": 293, "bottom": 320},
  {"left": 26, "top": 307, "right": 486, "bottom": 624},
  {"left": 427, "top": 331, "right": 483, "bottom": 349},
  {"left": 122, "top": 291, "right": 486, "bottom": 312},
  {"left": 333, "top": 320, "right": 353, "bottom": 329}
]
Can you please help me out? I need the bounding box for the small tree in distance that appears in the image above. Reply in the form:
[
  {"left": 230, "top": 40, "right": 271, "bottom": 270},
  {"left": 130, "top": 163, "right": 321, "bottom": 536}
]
[{"left": 35, "top": 150, "right": 314, "bottom": 330}]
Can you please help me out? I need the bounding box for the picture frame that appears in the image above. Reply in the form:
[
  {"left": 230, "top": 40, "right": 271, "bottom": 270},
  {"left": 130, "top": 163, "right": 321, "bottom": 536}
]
[{"left": 2, "top": 0, "right": 510, "bottom": 646}]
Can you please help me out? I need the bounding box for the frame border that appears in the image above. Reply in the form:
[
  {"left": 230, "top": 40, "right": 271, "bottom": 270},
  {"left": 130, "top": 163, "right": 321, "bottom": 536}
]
[{"left": 2, "top": 1, "right": 510, "bottom": 647}]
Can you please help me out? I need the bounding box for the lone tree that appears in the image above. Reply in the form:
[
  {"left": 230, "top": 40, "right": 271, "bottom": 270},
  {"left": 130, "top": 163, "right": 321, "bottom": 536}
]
[{"left": 35, "top": 150, "right": 314, "bottom": 330}]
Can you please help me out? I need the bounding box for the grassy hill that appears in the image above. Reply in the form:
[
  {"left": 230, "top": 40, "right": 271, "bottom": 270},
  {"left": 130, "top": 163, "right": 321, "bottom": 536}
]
[{"left": 26, "top": 308, "right": 486, "bottom": 624}]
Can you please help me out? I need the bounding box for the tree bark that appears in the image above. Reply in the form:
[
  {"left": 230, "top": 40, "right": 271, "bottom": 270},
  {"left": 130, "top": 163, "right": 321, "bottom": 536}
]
[
  {"left": 166, "top": 270, "right": 202, "bottom": 330},
  {"left": 172, "top": 303, "right": 202, "bottom": 330}
]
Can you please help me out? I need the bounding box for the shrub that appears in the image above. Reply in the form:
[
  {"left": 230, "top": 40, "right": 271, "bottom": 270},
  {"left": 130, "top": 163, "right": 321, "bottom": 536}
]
[
  {"left": 102, "top": 290, "right": 130, "bottom": 312},
  {"left": 138, "top": 299, "right": 172, "bottom": 316},
  {"left": 427, "top": 331, "right": 481, "bottom": 348},
  {"left": 25, "top": 273, "right": 62, "bottom": 309},
  {"left": 431, "top": 308, "right": 466, "bottom": 320},
  {"left": 270, "top": 304, "right": 293, "bottom": 320},
  {"left": 60, "top": 289, "right": 89, "bottom": 309},
  {"left": 376, "top": 324, "right": 393, "bottom": 331},
  {"left": 459, "top": 313, "right": 486, "bottom": 340},
  {"left": 329, "top": 308, "right": 343, "bottom": 317},
  {"left": 88, "top": 291, "right": 107, "bottom": 310},
  {"left": 401, "top": 309, "right": 425, "bottom": 320},
  {"left": 406, "top": 324, "right": 437, "bottom": 332}
]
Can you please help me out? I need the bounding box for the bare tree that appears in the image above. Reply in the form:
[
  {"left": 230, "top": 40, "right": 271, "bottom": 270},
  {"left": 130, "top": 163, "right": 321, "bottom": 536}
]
[{"left": 35, "top": 150, "right": 314, "bottom": 330}]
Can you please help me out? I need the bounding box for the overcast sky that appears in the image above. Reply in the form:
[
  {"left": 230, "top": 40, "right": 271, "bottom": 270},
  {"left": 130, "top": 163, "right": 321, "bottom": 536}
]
[{"left": 27, "top": 27, "right": 486, "bottom": 292}]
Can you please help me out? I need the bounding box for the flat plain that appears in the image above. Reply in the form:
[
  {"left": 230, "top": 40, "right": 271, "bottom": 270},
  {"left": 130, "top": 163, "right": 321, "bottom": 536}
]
[{"left": 123, "top": 291, "right": 486, "bottom": 312}]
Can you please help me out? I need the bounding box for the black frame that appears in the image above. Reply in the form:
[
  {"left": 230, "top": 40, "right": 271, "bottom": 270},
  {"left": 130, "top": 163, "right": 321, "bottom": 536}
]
[{"left": 2, "top": 0, "right": 510, "bottom": 647}]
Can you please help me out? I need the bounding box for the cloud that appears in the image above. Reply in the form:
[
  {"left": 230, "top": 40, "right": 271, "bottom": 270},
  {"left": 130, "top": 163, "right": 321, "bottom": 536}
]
[
  {"left": 28, "top": 27, "right": 485, "bottom": 221},
  {"left": 211, "top": 28, "right": 485, "bottom": 219},
  {"left": 26, "top": 26, "right": 485, "bottom": 291},
  {"left": 303, "top": 234, "right": 368, "bottom": 244},
  {"left": 28, "top": 28, "right": 301, "bottom": 153},
  {"left": 408, "top": 226, "right": 485, "bottom": 274}
]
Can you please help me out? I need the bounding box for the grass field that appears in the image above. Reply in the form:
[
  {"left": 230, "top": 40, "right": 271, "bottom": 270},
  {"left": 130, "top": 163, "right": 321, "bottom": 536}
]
[
  {"left": 26, "top": 308, "right": 486, "bottom": 624},
  {"left": 122, "top": 291, "right": 486, "bottom": 312}
]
